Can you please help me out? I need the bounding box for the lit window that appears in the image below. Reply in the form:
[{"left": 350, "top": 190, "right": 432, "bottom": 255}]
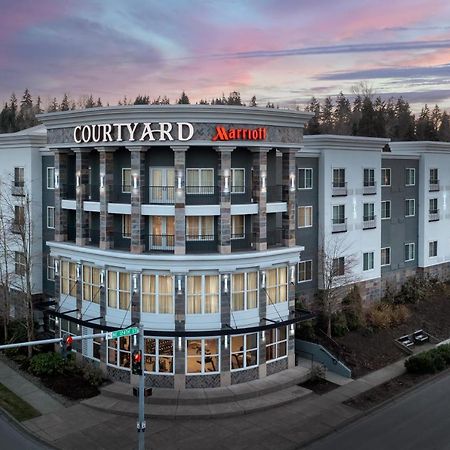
[
  {"left": 187, "top": 275, "right": 219, "bottom": 314},
  {"left": 82, "top": 266, "right": 101, "bottom": 304},
  {"left": 107, "top": 336, "right": 131, "bottom": 369},
  {"left": 266, "top": 267, "right": 288, "bottom": 304},
  {"left": 186, "top": 216, "right": 214, "bottom": 241},
  {"left": 231, "top": 168, "right": 245, "bottom": 193},
  {"left": 141, "top": 274, "right": 174, "bottom": 314},
  {"left": 122, "top": 214, "right": 131, "bottom": 238},
  {"left": 186, "top": 168, "right": 214, "bottom": 194},
  {"left": 297, "top": 206, "right": 313, "bottom": 228},
  {"left": 47, "top": 255, "right": 55, "bottom": 281},
  {"left": 231, "top": 333, "right": 258, "bottom": 370},
  {"left": 144, "top": 338, "right": 174, "bottom": 374},
  {"left": 107, "top": 271, "right": 130, "bottom": 310},
  {"left": 298, "top": 260, "right": 312, "bottom": 282},
  {"left": 122, "top": 168, "right": 131, "bottom": 193},
  {"left": 231, "top": 215, "right": 245, "bottom": 239},
  {"left": 381, "top": 247, "right": 391, "bottom": 266},
  {"left": 186, "top": 338, "right": 219, "bottom": 374},
  {"left": 265, "top": 327, "right": 287, "bottom": 362},
  {"left": 231, "top": 271, "right": 258, "bottom": 311},
  {"left": 60, "top": 260, "right": 77, "bottom": 295}
]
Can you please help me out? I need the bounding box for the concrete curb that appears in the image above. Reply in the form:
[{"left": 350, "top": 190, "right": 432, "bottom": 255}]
[{"left": 297, "top": 367, "right": 450, "bottom": 449}]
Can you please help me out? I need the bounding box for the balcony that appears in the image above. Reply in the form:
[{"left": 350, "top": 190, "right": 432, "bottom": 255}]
[
  {"left": 332, "top": 182, "right": 347, "bottom": 197},
  {"left": 267, "top": 184, "right": 283, "bottom": 203},
  {"left": 363, "top": 182, "right": 377, "bottom": 195},
  {"left": 185, "top": 185, "right": 218, "bottom": 205},
  {"left": 149, "top": 234, "right": 175, "bottom": 251},
  {"left": 11, "top": 221, "right": 22, "bottom": 234},
  {"left": 429, "top": 210, "right": 440, "bottom": 222},
  {"left": 363, "top": 216, "right": 377, "bottom": 230},
  {"left": 11, "top": 181, "right": 25, "bottom": 196},
  {"left": 429, "top": 180, "right": 440, "bottom": 192},
  {"left": 332, "top": 218, "right": 347, "bottom": 233},
  {"left": 148, "top": 186, "right": 175, "bottom": 204}
]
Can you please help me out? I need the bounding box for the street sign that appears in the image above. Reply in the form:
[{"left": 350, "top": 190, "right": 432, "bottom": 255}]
[{"left": 107, "top": 327, "right": 139, "bottom": 340}]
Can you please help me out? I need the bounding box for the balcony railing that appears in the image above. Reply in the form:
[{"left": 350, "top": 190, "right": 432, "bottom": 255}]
[
  {"left": 429, "top": 210, "right": 440, "bottom": 222},
  {"left": 11, "top": 220, "right": 23, "bottom": 234},
  {"left": 186, "top": 234, "right": 215, "bottom": 242},
  {"left": 363, "top": 182, "right": 377, "bottom": 195},
  {"left": 429, "top": 180, "right": 440, "bottom": 192},
  {"left": 332, "top": 182, "right": 347, "bottom": 197},
  {"left": 149, "top": 234, "right": 175, "bottom": 250},
  {"left": 11, "top": 181, "right": 25, "bottom": 196},
  {"left": 185, "top": 185, "right": 215, "bottom": 195},
  {"left": 148, "top": 186, "right": 175, "bottom": 204},
  {"left": 332, "top": 218, "right": 347, "bottom": 233},
  {"left": 363, "top": 216, "right": 377, "bottom": 229}
]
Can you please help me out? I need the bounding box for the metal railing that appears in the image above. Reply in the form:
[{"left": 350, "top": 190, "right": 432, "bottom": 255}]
[
  {"left": 185, "top": 185, "right": 215, "bottom": 195},
  {"left": 363, "top": 216, "right": 377, "bottom": 229},
  {"left": 429, "top": 180, "right": 440, "bottom": 192},
  {"left": 363, "top": 182, "right": 377, "bottom": 195},
  {"left": 148, "top": 186, "right": 175, "bottom": 204},
  {"left": 332, "top": 182, "right": 347, "bottom": 196},
  {"left": 149, "top": 234, "right": 175, "bottom": 250},
  {"left": 11, "top": 181, "right": 25, "bottom": 196},
  {"left": 332, "top": 218, "right": 347, "bottom": 233},
  {"left": 186, "top": 234, "right": 215, "bottom": 241},
  {"left": 429, "top": 210, "right": 440, "bottom": 221}
]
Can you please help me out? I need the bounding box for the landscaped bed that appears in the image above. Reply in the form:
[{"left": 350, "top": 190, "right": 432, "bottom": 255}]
[
  {"left": 0, "top": 383, "right": 41, "bottom": 421},
  {"left": 299, "top": 377, "right": 339, "bottom": 395}
]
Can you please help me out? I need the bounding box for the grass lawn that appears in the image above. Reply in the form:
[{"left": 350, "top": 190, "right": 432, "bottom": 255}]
[{"left": 0, "top": 383, "right": 41, "bottom": 422}]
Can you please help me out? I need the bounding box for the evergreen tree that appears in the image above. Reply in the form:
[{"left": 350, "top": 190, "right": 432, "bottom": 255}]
[
  {"left": 85, "top": 95, "right": 95, "bottom": 108},
  {"left": 351, "top": 95, "right": 362, "bottom": 135},
  {"left": 227, "top": 91, "right": 242, "bottom": 105},
  {"left": 177, "top": 91, "right": 190, "bottom": 104},
  {"left": 47, "top": 97, "right": 59, "bottom": 112},
  {"left": 384, "top": 97, "right": 397, "bottom": 139},
  {"left": 438, "top": 111, "right": 450, "bottom": 141},
  {"left": 416, "top": 105, "right": 435, "bottom": 140},
  {"left": 333, "top": 92, "right": 352, "bottom": 135},
  {"left": 249, "top": 95, "right": 257, "bottom": 107},
  {"left": 304, "top": 97, "right": 321, "bottom": 134},
  {"left": 265, "top": 102, "right": 275, "bottom": 108},
  {"left": 430, "top": 105, "right": 441, "bottom": 139},
  {"left": 96, "top": 97, "right": 103, "bottom": 107},
  {"left": 17, "top": 89, "right": 35, "bottom": 129},
  {"left": 60, "top": 93, "right": 70, "bottom": 111},
  {"left": 321, "top": 97, "right": 334, "bottom": 133},
  {"left": 394, "top": 97, "right": 415, "bottom": 141},
  {"left": 358, "top": 96, "right": 376, "bottom": 136},
  {"left": 373, "top": 97, "right": 386, "bottom": 137},
  {"left": 134, "top": 95, "right": 150, "bottom": 105}
]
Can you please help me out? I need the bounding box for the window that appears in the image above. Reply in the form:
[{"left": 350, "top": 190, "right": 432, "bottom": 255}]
[
  {"left": 60, "top": 260, "right": 77, "bottom": 295},
  {"left": 231, "top": 168, "right": 245, "bottom": 193},
  {"left": 298, "top": 168, "right": 313, "bottom": 189},
  {"left": 332, "top": 205, "right": 345, "bottom": 224},
  {"left": 82, "top": 266, "right": 101, "bottom": 304},
  {"left": 60, "top": 319, "right": 78, "bottom": 352},
  {"left": 14, "top": 167, "right": 24, "bottom": 187},
  {"left": 186, "top": 216, "right": 214, "bottom": 241},
  {"left": 107, "top": 336, "right": 131, "bottom": 369},
  {"left": 47, "top": 255, "right": 55, "bottom": 281},
  {"left": 363, "top": 252, "right": 374, "bottom": 271},
  {"left": 150, "top": 216, "right": 174, "bottom": 249},
  {"left": 405, "top": 199, "right": 415, "bottom": 217},
  {"left": 231, "top": 271, "right": 258, "bottom": 311},
  {"left": 298, "top": 260, "right": 312, "bottom": 283},
  {"left": 265, "top": 327, "right": 287, "bottom": 362},
  {"left": 14, "top": 205, "right": 24, "bottom": 227},
  {"left": 297, "top": 206, "right": 313, "bottom": 228},
  {"left": 122, "top": 214, "right": 131, "bottom": 238},
  {"left": 187, "top": 275, "right": 219, "bottom": 314},
  {"left": 363, "top": 203, "right": 375, "bottom": 221},
  {"left": 231, "top": 333, "right": 258, "bottom": 370},
  {"left": 381, "top": 247, "right": 391, "bottom": 266},
  {"left": 141, "top": 274, "right": 174, "bottom": 314},
  {"left": 429, "top": 241, "right": 438, "bottom": 258},
  {"left": 363, "top": 168, "right": 375, "bottom": 187},
  {"left": 231, "top": 215, "right": 245, "bottom": 239},
  {"left": 47, "top": 206, "right": 55, "bottom": 229},
  {"left": 186, "top": 338, "right": 219, "bottom": 374},
  {"left": 186, "top": 168, "right": 214, "bottom": 194},
  {"left": 332, "top": 168, "right": 345, "bottom": 187},
  {"left": 429, "top": 168, "right": 438, "bottom": 184},
  {"left": 47, "top": 167, "right": 55, "bottom": 189},
  {"left": 122, "top": 168, "right": 131, "bottom": 193},
  {"left": 381, "top": 168, "right": 391, "bottom": 186},
  {"left": 107, "top": 271, "right": 130, "bottom": 310},
  {"left": 381, "top": 201, "right": 391, "bottom": 219},
  {"left": 429, "top": 198, "right": 438, "bottom": 214},
  {"left": 405, "top": 168, "right": 415, "bottom": 186},
  {"left": 332, "top": 257, "right": 345, "bottom": 276},
  {"left": 92, "top": 328, "right": 101, "bottom": 361},
  {"left": 144, "top": 338, "right": 174, "bottom": 374},
  {"left": 14, "top": 252, "right": 26, "bottom": 276},
  {"left": 266, "top": 267, "right": 288, "bottom": 304},
  {"left": 405, "top": 243, "right": 415, "bottom": 262}
]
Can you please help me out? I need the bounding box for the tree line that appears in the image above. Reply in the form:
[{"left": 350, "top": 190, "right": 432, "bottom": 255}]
[{"left": 1, "top": 88, "right": 449, "bottom": 142}]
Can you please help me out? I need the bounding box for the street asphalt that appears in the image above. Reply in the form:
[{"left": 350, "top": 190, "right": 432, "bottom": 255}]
[
  {"left": 304, "top": 371, "right": 450, "bottom": 450},
  {"left": 0, "top": 413, "right": 50, "bottom": 450}
]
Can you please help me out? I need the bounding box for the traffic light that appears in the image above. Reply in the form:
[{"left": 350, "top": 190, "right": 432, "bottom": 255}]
[
  {"left": 132, "top": 350, "right": 142, "bottom": 375},
  {"left": 66, "top": 336, "right": 73, "bottom": 352}
]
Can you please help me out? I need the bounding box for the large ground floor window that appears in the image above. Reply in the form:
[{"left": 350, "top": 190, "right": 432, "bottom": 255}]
[
  {"left": 144, "top": 338, "right": 174, "bottom": 374},
  {"left": 265, "top": 326, "right": 288, "bottom": 362},
  {"left": 186, "top": 338, "right": 219, "bottom": 374},
  {"left": 231, "top": 333, "right": 258, "bottom": 370},
  {"left": 107, "top": 336, "right": 131, "bottom": 369}
]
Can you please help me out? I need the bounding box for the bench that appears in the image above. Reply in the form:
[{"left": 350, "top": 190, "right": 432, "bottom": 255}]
[
  {"left": 398, "top": 335, "right": 414, "bottom": 348},
  {"left": 413, "top": 329, "right": 429, "bottom": 344}
]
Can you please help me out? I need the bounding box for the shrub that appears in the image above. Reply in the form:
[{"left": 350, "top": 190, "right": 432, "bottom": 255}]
[
  {"left": 405, "top": 344, "right": 450, "bottom": 374},
  {"left": 342, "top": 286, "right": 365, "bottom": 330},
  {"left": 82, "top": 364, "right": 104, "bottom": 387},
  {"left": 29, "top": 352, "right": 65, "bottom": 377},
  {"left": 366, "top": 303, "right": 410, "bottom": 329},
  {"left": 331, "top": 312, "right": 348, "bottom": 337}
]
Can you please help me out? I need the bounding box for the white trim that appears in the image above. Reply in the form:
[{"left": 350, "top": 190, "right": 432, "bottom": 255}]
[
  {"left": 46, "top": 166, "right": 55, "bottom": 190},
  {"left": 298, "top": 167, "right": 313, "bottom": 190},
  {"left": 298, "top": 260, "right": 313, "bottom": 283},
  {"left": 405, "top": 198, "right": 416, "bottom": 217},
  {"left": 405, "top": 242, "right": 416, "bottom": 262},
  {"left": 380, "top": 247, "right": 391, "bottom": 267},
  {"left": 297, "top": 205, "right": 313, "bottom": 228},
  {"left": 381, "top": 200, "right": 391, "bottom": 220},
  {"left": 47, "top": 206, "right": 55, "bottom": 229},
  {"left": 121, "top": 168, "right": 131, "bottom": 193},
  {"left": 231, "top": 168, "right": 245, "bottom": 194},
  {"left": 405, "top": 168, "right": 416, "bottom": 186},
  {"left": 381, "top": 167, "right": 391, "bottom": 187}
]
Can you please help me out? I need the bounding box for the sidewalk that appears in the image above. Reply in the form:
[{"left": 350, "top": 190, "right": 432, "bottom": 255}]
[
  {"left": 20, "top": 356, "right": 411, "bottom": 450},
  {"left": 0, "top": 360, "right": 64, "bottom": 416}
]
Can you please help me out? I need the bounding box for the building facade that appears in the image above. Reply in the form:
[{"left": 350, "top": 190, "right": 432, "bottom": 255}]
[{"left": 1, "top": 105, "right": 450, "bottom": 389}]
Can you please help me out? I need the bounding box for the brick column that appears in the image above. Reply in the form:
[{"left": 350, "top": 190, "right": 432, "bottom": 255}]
[
  {"left": 251, "top": 148, "right": 270, "bottom": 251},
  {"left": 54, "top": 150, "right": 69, "bottom": 242},
  {"left": 99, "top": 269, "right": 107, "bottom": 369},
  {"left": 258, "top": 269, "right": 267, "bottom": 379},
  {"left": 172, "top": 146, "right": 188, "bottom": 255},
  {"left": 215, "top": 147, "right": 234, "bottom": 254},
  {"left": 74, "top": 148, "right": 91, "bottom": 246},
  {"left": 174, "top": 273, "right": 186, "bottom": 389},
  {"left": 97, "top": 147, "right": 116, "bottom": 250},
  {"left": 128, "top": 147, "right": 147, "bottom": 254},
  {"left": 220, "top": 272, "right": 231, "bottom": 386},
  {"left": 288, "top": 264, "right": 296, "bottom": 368},
  {"left": 281, "top": 148, "right": 297, "bottom": 247},
  {"left": 130, "top": 272, "right": 141, "bottom": 385}
]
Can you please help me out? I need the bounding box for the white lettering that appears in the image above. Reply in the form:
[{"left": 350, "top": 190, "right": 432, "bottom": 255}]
[
  {"left": 159, "top": 122, "right": 173, "bottom": 141},
  {"left": 74, "top": 126, "right": 82, "bottom": 143},
  {"left": 115, "top": 123, "right": 128, "bottom": 142},
  {"left": 126, "top": 123, "right": 139, "bottom": 141},
  {"left": 92, "top": 124, "right": 101, "bottom": 143},
  {"left": 140, "top": 123, "right": 156, "bottom": 141},
  {"left": 178, "top": 122, "right": 194, "bottom": 141},
  {"left": 81, "top": 125, "right": 91, "bottom": 143},
  {"left": 103, "top": 124, "right": 113, "bottom": 142}
]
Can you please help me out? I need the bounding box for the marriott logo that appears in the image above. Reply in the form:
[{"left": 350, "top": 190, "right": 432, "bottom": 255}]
[{"left": 212, "top": 126, "right": 267, "bottom": 141}]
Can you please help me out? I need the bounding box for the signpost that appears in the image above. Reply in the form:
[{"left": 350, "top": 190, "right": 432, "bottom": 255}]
[{"left": 106, "top": 327, "right": 139, "bottom": 340}]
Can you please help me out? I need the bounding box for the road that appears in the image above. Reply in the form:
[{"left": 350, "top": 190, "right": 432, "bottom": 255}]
[
  {"left": 0, "top": 413, "right": 50, "bottom": 450},
  {"left": 304, "top": 371, "right": 450, "bottom": 450}
]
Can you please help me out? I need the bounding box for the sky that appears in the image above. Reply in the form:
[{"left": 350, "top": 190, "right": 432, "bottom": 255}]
[{"left": 1, "top": 0, "right": 450, "bottom": 110}]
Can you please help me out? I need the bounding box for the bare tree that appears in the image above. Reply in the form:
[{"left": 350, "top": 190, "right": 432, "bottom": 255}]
[{"left": 317, "top": 234, "right": 358, "bottom": 337}]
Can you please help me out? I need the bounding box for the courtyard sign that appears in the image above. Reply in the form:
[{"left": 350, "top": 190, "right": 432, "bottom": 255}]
[
  {"left": 73, "top": 122, "right": 194, "bottom": 143},
  {"left": 212, "top": 126, "right": 267, "bottom": 141}
]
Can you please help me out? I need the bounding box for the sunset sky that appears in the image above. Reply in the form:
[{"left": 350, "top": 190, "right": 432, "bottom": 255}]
[{"left": 1, "top": 0, "right": 450, "bottom": 110}]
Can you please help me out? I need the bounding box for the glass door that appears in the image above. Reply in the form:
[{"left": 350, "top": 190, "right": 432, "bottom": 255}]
[
  {"left": 149, "top": 168, "right": 175, "bottom": 203},
  {"left": 150, "top": 216, "right": 175, "bottom": 250}
]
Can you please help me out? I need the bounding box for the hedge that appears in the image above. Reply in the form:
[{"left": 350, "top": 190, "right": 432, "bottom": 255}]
[{"left": 405, "top": 344, "right": 450, "bottom": 374}]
